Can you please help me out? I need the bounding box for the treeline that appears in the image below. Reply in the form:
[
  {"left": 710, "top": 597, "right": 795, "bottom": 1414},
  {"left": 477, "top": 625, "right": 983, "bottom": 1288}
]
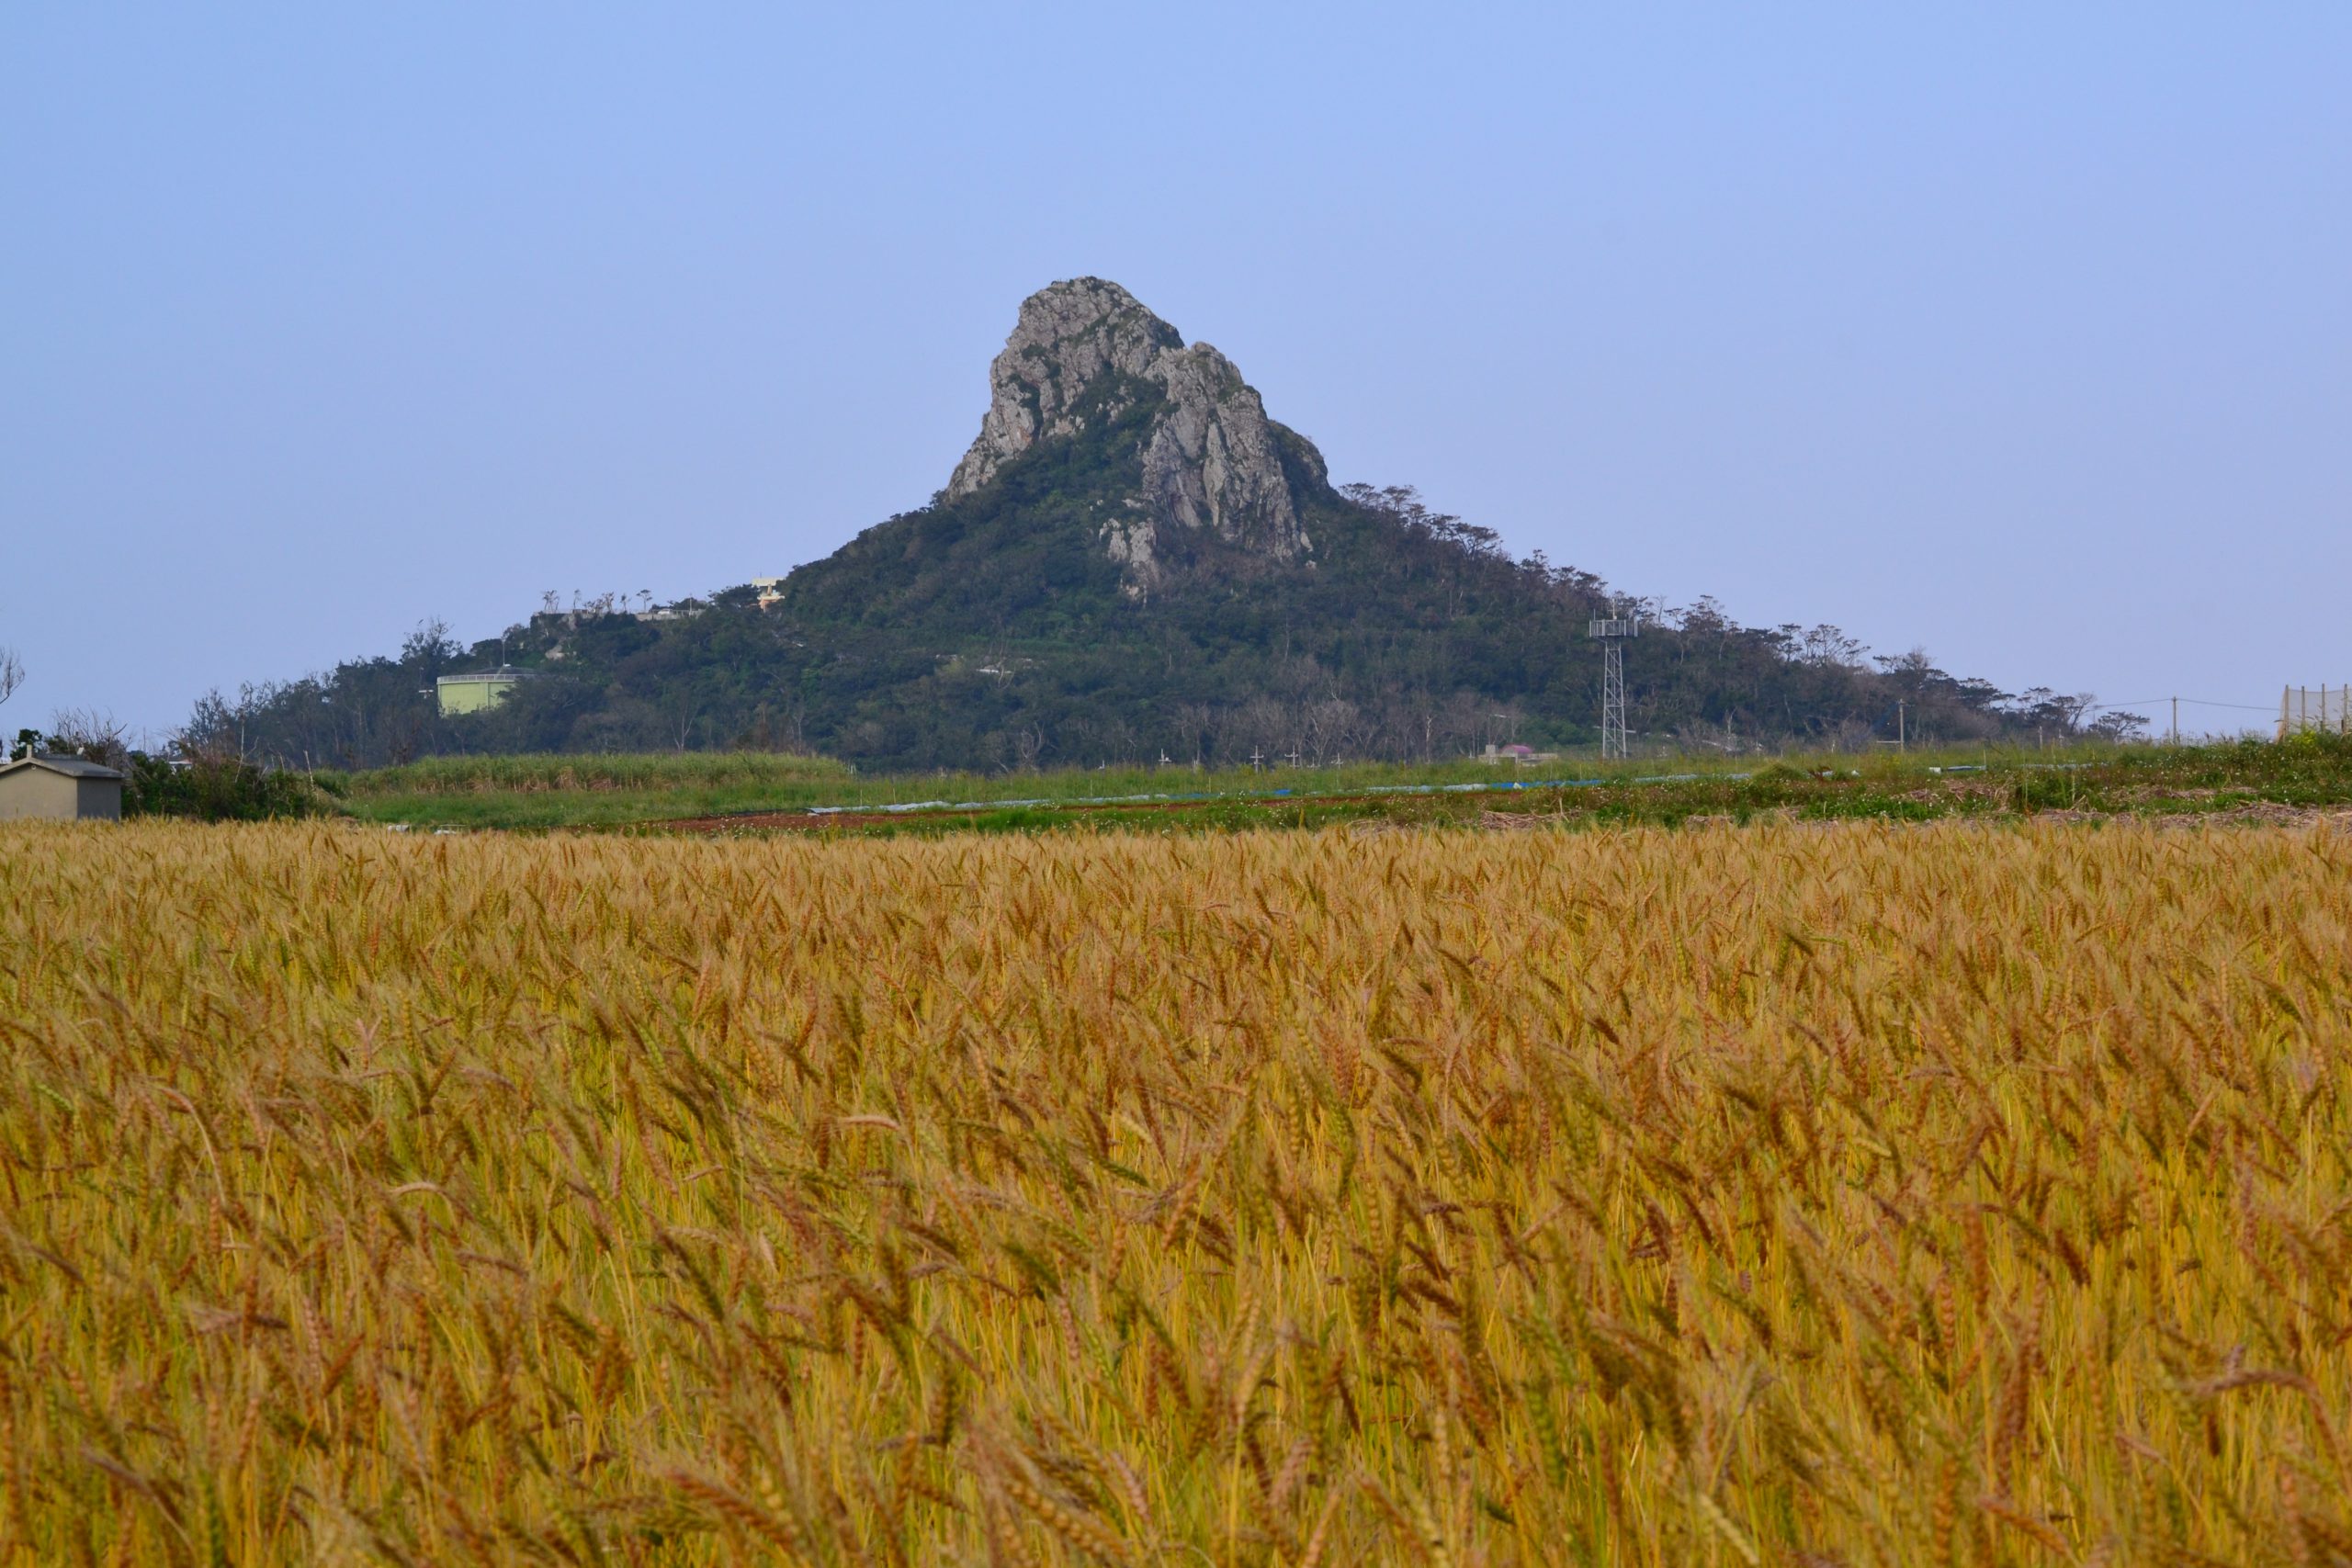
[{"left": 193, "top": 467, "right": 2134, "bottom": 773}]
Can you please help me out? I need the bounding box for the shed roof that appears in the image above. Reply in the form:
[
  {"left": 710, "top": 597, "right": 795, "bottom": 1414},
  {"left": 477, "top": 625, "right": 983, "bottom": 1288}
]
[{"left": 0, "top": 753, "right": 126, "bottom": 782}]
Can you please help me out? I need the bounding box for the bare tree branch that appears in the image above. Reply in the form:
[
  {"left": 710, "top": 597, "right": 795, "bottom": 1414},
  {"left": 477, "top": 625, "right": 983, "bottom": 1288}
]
[{"left": 47, "top": 706, "right": 129, "bottom": 769}]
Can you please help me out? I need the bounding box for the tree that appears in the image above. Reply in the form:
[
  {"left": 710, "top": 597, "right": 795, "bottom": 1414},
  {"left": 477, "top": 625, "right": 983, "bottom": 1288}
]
[
  {"left": 401, "top": 618, "right": 463, "bottom": 677},
  {"left": 1788, "top": 624, "right": 1868, "bottom": 669},
  {"left": 0, "top": 645, "right": 21, "bottom": 715},
  {"left": 46, "top": 707, "right": 128, "bottom": 769},
  {"left": 2087, "top": 709, "right": 2150, "bottom": 743},
  {"left": 1873, "top": 647, "right": 1940, "bottom": 692}
]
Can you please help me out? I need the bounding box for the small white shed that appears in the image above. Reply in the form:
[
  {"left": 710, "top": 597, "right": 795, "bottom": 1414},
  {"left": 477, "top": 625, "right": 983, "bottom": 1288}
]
[{"left": 0, "top": 754, "right": 126, "bottom": 821}]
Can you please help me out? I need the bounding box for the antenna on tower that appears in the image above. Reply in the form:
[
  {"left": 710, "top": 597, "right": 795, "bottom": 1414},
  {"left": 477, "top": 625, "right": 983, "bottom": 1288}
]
[{"left": 1589, "top": 600, "right": 1641, "bottom": 761}]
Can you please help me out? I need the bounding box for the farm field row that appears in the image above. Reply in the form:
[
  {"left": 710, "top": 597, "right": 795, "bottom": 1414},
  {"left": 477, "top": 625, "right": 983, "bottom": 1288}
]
[
  {"left": 2, "top": 818, "right": 2347, "bottom": 1562},
  {"left": 332, "top": 750, "right": 1783, "bottom": 830},
  {"left": 327, "top": 734, "right": 2352, "bottom": 835}
]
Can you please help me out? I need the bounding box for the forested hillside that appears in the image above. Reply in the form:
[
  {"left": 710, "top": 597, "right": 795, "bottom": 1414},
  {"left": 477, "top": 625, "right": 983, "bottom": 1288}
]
[{"left": 198, "top": 477, "right": 2115, "bottom": 772}]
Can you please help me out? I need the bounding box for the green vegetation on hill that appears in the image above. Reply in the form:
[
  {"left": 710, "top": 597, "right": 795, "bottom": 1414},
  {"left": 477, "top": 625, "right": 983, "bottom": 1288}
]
[{"left": 198, "top": 482, "right": 2127, "bottom": 777}]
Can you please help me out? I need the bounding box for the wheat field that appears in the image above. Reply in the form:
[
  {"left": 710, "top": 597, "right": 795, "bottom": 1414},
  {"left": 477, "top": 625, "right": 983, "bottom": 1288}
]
[{"left": 1, "top": 819, "right": 2346, "bottom": 1565}]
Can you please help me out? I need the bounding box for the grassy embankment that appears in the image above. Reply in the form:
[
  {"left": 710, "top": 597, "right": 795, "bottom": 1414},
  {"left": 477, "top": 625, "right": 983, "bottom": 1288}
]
[
  {"left": 328, "top": 750, "right": 858, "bottom": 827},
  {"left": 3, "top": 818, "right": 2347, "bottom": 1562},
  {"left": 325, "top": 733, "right": 2352, "bottom": 834}
]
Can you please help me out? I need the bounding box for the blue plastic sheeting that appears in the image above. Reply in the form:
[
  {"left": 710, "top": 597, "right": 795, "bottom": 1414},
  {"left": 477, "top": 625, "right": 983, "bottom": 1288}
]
[{"left": 797, "top": 770, "right": 1760, "bottom": 818}]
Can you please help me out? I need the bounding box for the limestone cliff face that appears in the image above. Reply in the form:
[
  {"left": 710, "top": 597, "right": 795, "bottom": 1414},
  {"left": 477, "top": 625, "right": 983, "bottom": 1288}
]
[{"left": 945, "top": 279, "right": 1318, "bottom": 583}]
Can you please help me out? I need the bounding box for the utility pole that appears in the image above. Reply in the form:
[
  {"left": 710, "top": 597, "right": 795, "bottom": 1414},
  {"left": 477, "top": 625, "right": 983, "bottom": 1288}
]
[
  {"left": 1896, "top": 700, "right": 1906, "bottom": 753},
  {"left": 2171, "top": 696, "right": 2179, "bottom": 745},
  {"left": 1250, "top": 746, "right": 1263, "bottom": 772}
]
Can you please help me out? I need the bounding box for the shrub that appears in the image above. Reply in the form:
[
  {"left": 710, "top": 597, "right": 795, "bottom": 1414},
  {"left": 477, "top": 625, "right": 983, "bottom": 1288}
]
[{"left": 123, "top": 753, "right": 327, "bottom": 821}]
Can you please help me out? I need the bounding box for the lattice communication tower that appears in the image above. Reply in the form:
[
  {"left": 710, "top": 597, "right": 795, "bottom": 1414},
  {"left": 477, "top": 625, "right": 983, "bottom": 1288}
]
[{"left": 1589, "top": 604, "right": 1641, "bottom": 760}]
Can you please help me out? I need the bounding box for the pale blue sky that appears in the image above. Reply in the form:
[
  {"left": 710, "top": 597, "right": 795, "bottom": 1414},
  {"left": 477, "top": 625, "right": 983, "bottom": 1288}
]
[{"left": 5, "top": 5, "right": 2346, "bottom": 739}]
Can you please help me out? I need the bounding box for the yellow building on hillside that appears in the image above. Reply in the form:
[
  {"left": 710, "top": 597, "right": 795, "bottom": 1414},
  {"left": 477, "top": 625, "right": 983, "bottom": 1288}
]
[{"left": 435, "top": 670, "right": 529, "bottom": 717}]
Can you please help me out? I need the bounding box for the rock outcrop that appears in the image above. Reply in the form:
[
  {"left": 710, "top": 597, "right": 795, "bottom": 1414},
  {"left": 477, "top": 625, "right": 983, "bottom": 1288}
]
[{"left": 946, "top": 279, "right": 1317, "bottom": 581}]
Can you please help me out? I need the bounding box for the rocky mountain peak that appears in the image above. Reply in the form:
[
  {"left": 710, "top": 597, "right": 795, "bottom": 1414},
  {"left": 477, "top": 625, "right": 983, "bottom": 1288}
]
[{"left": 946, "top": 278, "right": 1318, "bottom": 581}]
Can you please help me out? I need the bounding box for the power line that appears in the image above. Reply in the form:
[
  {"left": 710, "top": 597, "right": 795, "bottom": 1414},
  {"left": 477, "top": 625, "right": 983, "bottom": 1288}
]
[{"left": 2084, "top": 697, "right": 2275, "bottom": 714}]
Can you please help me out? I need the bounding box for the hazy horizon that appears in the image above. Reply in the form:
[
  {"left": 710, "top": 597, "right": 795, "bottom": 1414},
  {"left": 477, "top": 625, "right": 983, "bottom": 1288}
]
[{"left": 6, "top": 6, "right": 2346, "bottom": 742}]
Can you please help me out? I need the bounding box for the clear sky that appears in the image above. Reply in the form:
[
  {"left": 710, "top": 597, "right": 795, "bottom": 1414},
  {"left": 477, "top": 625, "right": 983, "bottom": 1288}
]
[{"left": 6, "top": 5, "right": 2346, "bottom": 740}]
